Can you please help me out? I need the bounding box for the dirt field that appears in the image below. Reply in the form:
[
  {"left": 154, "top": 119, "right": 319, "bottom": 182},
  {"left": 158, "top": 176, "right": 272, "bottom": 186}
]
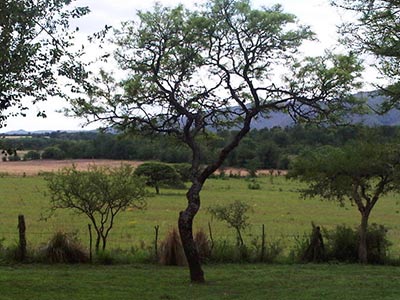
[
  {"left": 0, "top": 159, "right": 286, "bottom": 176},
  {"left": 0, "top": 159, "right": 144, "bottom": 176}
]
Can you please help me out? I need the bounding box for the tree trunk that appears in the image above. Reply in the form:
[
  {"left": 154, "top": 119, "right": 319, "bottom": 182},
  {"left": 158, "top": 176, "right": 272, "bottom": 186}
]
[
  {"left": 178, "top": 186, "right": 205, "bottom": 283},
  {"left": 358, "top": 212, "right": 369, "bottom": 264}
]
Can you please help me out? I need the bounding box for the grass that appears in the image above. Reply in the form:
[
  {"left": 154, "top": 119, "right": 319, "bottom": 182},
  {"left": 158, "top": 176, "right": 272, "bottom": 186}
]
[
  {"left": 0, "top": 175, "right": 399, "bottom": 255},
  {"left": 0, "top": 264, "right": 399, "bottom": 299}
]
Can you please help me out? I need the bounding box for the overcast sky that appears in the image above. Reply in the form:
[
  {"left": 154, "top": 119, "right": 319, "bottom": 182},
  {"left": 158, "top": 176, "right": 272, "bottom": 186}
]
[{"left": 1, "top": 0, "right": 374, "bottom": 133}]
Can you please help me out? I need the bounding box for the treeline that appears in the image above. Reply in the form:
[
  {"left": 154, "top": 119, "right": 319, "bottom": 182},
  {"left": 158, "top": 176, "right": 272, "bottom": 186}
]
[{"left": 2, "top": 125, "right": 400, "bottom": 169}]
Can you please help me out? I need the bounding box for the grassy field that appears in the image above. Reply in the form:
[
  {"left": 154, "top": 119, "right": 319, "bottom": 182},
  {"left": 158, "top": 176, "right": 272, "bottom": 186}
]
[
  {"left": 0, "top": 264, "right": 399, "bottom": 299},
  {"left": 0, "top": 171, "right": 399, "bottom": 256}
]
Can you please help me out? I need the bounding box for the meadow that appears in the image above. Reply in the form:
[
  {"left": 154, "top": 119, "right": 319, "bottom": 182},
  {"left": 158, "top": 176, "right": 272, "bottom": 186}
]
[
  {"left": 0, "top": 264, "right": 399, "bottom": 299},
  {"left": 0, "top": 161, "right": 399, "bottom": 257}
]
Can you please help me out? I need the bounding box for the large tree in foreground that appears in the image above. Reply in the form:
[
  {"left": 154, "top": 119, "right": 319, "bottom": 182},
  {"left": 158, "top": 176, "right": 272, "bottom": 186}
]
[
  {"left": 288, "top": 142, "right": 400, "bottom": 263},
  {"left": 0, "top": 0, "right": 89, "bottom": 126},
  {"left": 70, "top": 0, "right": 362, "bottom": 282},
  {"left": 332, "top": 0, "right": 400, "bottom": 110}
]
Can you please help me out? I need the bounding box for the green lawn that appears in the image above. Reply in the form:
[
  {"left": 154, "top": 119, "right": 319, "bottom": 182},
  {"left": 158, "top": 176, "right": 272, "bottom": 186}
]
[
  {"left": 0, "top": 175, "right": 399, "bottom": 255},
  {"left": 0, "top": 264, "right": 399, "bottom": 300}
]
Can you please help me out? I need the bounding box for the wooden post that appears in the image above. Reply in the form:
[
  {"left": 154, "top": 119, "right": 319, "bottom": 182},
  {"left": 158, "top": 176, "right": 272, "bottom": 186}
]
[
  {"left": 18, "top": 215, "right": 26, "bottom": 261},
  {"left": 261, "top": 224, "right": 266, "bottom": 262},
  {"left": 154, "top": 225, "right": 159, "bottom": 261},
  {"left": 88, "top": 224, "right": 93, "bottom": 263},
  {"left": 208, "top": 221, "right": 214, "bottom": 252}
]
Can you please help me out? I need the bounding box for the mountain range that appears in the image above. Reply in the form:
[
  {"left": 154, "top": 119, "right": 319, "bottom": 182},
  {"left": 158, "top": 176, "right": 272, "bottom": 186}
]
[{"left": 2, "top": 91, "right": 399, "bottom": 135}]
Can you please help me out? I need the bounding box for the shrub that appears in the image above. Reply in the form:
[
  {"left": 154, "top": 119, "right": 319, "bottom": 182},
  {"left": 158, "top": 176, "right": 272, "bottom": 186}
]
[
  {"left": 366, "top": 224, "right": 391, "bottom": 264},
  {"left": 305, "top": 224, "right": 391, "bottom": 264},
  {"left": 42, "top": 146, "right": 66, "bottom": 160},
  {"left": 24, "top": 150, "right": 41, "bottom": 160},
  {"left": 247, "top": 179, "right": 261, "bottom": 190},
  {"left": 324, "top": 225, "right": 358, "bottom": 263},
  {"left": 41, "top": 231, "right": 89, "bottom": 263},
  {"left": 159, "top": 228, "right": 186, "bottom": 266}
]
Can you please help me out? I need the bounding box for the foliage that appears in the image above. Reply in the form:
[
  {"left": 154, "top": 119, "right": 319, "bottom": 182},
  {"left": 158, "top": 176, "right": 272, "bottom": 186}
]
[
  {"left": 324, "top": 224, "right": 391, "bottom": 264},
  {"left": 41, "top": 231, "right": 89, "bottom": 264},
  {"left": 42, "top": 146, "right": 66, "bottom": 160},
  {"left": 24, "top": 150, "right": 41, "bottom": 160},
  {"left": 134, "top": 162, "right": 184, "bottom": 194},
  {"left": 333, "top": 0, "right": 400, "bottom": 110},
  {"left": 288, "top": 141, "right": 400, "bottom": 263},
  {"left": 172, "top": 163, "right": 192, "bottom": 182},
  {"left": 45, "top": 164, "right": 147, "bottom": 252},
  {"left": 247, "top": 179, "right": 261, "bottom": 190},
  {"left": 208, "top": 200, "right": 252, "bottom": 247},
  {"left": 0, "top": 0, "right": 89, "bottom": 126}
]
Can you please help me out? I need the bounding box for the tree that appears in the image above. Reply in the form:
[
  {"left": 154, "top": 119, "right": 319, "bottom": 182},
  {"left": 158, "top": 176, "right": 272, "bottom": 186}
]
[
  {"left": 134, "top": 162, "right": 183, "bottom": 194},
  {"left": 42, "top": 146, "right": 66, "bottom": 160},
  {"left": 45, "top": 165, "right": 147, "bottom": 252},
  {"left": 0, "top": 0, "right": 89, "bottom": 126},
  {"left": 332, "top": 0, "right": 400, "bottom": 110},
  {"left": 208, "top": 200, "right": 251, "bottom": 247},
  {"left": 24, "top": 150, "right": 41, "bottom": 160},
  {"left": 69, "top": 0, "right": 362, "bottom": 282},
  {"left": 288, "top": 142, "right": 400, "bottom": 263}
]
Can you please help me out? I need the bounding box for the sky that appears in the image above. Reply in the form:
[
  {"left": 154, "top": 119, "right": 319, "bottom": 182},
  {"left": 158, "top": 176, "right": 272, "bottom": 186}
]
[{"left": 0, "top": 0, "right": 375, "bottom": 133}]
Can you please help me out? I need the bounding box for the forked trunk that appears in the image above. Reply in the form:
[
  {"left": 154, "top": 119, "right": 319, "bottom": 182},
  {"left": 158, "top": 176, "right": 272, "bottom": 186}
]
[
  {"left": 178, "top": 187, "right": 205, "bottom": 283},
  {"left": 358, "top": 212, "right": 369, "bottom": 264}
]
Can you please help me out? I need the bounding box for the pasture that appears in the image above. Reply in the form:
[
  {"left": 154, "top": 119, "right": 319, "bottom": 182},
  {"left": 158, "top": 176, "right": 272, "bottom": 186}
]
[
  {"left": 0, "top": 159, "right": 399, "bottom": 256},
  {"left": 0, "top": 264, "right": 399, "bottom": 299}
]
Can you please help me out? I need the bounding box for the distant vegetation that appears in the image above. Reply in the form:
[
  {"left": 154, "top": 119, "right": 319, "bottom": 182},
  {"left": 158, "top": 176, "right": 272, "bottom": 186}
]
[{"left": 2, "top": 125, "right": 400, "bottom": 170}]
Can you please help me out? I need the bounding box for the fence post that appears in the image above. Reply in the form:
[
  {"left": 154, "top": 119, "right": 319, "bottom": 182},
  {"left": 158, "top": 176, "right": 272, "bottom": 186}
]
[
  {"left": 154, "top": 225, "right": 159, "bottom": 261},
  {"left": 88, "top": 224, "right": 93, "bottom": 263},
  {"left": 18, "top": 214, "right": 26, "bottom": 261},
  {"left": 261, "top": 224, "right": 266, "bottom": 262}
]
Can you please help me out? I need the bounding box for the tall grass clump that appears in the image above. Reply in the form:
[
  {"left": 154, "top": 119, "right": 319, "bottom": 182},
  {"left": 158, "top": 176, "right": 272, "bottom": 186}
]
[
  {"left": 159, "top": 228, "right": 186, "bottom": 266},
  {"left": 41, "top": 231, "right": 89, "bottom": 263}
]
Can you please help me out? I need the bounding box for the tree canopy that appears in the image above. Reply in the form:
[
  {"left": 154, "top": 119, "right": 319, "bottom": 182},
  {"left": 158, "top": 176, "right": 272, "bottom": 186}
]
[
  {"left": 0, "top": 0, "right": 89, "bottom": 126},
  {"left": 333, "top": 0, "right": 400, "bottom": 110}
]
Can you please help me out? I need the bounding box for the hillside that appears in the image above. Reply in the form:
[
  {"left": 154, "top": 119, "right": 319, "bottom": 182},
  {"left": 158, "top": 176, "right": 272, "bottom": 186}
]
[{"left": 252, "top": 91, "right": 400, "bottom": 129}]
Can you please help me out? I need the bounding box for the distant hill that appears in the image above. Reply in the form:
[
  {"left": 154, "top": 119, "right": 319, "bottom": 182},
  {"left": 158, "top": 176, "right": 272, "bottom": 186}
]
[{"left": 250, "top": 91, "right": 400, "bottom": 129}]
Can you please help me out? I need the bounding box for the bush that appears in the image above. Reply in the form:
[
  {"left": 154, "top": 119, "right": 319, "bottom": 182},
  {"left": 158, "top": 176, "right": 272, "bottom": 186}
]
[
  {"left": 159, "top": 228, "right": 186, "bottom": 266},
  {"left": 324, "top": 225, "right": 358, "bottom": 263},
  {"left": 41, "top": 231, "right": 89, "bottom": 263},
  {"left": 42, "top": 146, "right": 66, "bottom": 160},
  {"left": 247, "top": 179, "right": 261, "bottom": 190},
  {"left": 24, "top": 150, "right": 41, "bottom": 160},
  {"left": 292, "top": 224, "right": 392, "bottom": 264}
]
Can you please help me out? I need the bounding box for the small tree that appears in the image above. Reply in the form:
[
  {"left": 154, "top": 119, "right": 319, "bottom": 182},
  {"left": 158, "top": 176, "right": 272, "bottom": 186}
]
[
  {"left": 134, "top": 162, "right": 183, "bottom": 194},
  {"left": 46, "top": 164, "right": 147, "bottom": 252},
  {"left": 288, "top": 142, "right": 400, "bottom": 263},
  {"left": 42, "top": 146, "right": 66, "bottom": 160},
  {"left": 208, "top": 200, "right": 251, "bottom": 247}
]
